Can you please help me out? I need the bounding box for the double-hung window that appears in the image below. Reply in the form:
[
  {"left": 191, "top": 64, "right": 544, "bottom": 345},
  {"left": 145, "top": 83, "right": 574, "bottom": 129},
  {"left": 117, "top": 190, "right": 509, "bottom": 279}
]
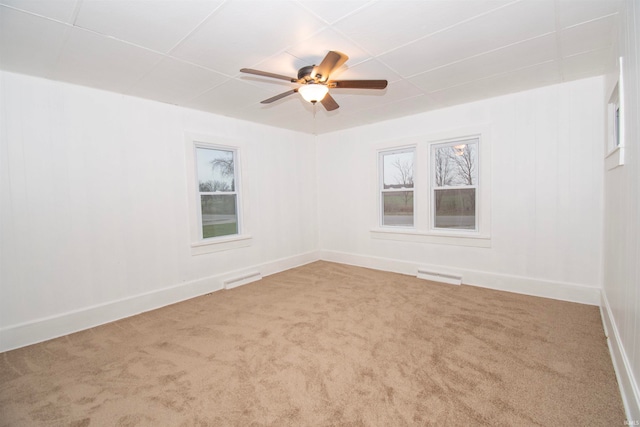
[
  {"left": 431, "top": 138, "right": 479, "bottom": 231},
  {"left": 186, "top": 134, "right": 251, "bottom": 255},
  {"left": 379, "top": 147, "right": 415, "bottom": 227},
  {"left": 195, "top": 145, "right": 240, "bottom": 239}
]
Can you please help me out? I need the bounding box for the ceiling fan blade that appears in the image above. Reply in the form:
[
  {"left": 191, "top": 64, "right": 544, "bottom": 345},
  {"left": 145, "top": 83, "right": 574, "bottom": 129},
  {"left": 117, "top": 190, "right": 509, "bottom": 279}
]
[
  {"left": 328, "top": 80, "right": 388, "bottom": 89},
  {"left": 260, "top": 89, "right": 298, "bottom": 104},
  {"left": 313, "top": 51, "right": 349, "bottom": 82},
  {"left": 320, "top": 93, "right": 339, "bottom": 111},
  {"left": 240, "top": 68, "right": 296, "bottom": 82}
]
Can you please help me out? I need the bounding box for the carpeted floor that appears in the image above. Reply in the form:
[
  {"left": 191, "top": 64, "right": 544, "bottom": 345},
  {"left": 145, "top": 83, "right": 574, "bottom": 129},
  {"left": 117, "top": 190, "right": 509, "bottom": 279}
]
[{"left": 0, "top": 261, "right": 625, "bottom": 426}]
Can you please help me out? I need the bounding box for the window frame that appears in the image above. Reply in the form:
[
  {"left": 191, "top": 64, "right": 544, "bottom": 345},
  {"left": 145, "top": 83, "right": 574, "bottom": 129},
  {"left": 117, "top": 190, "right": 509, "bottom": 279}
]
[
  {"left": 605, "top": 56, "right": 625, "bottom": 170},
  {"left": 195, "top": 144, "right": 240, "bottom": 240},
  {"left": 185, "top": 133, "right": 252, "bottom": 255},
  {"left": 430, "top": 138, "right": 479, "bottom": 233},
  {"left": 371, "top": 128, "right": 491, "bottom": 248},
  {"left": 378, "top": 146, "right": 416, "bottom": 229}
]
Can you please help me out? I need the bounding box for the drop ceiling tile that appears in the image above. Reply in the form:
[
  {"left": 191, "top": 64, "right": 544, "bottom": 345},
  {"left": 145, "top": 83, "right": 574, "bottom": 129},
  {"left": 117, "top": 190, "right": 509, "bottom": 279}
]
[
  {"left": 127, "top": 57, "right": 228, "bottom": 105},
  {"left": 379, "top": 0, "right": 556, "bottom": 77},
  {"left": 0, "top": 0, "right": 78, "bottom": 23},
  {"left": 296, "top": 0, "right": 371, "bottom": 24},
  {"left": 336, "top": 58, "right": 403, "bottom": 83},
  {"left": 74, "top": 0, "right": 224, "bottom": 53},
  {"left": 353, "top": 94, "right": 440, "bottom": 125},
  {"left": 52, "top": 26, "right": 163, "bottom": 93},
  {"left": 428, "top": 60, "right": 561, "bottom": 107},
  {"left": 561, "top": 47, "right": 613, "bottom": 80},
  {"left": 235, "top": 101, "right": 319, "bottom": 133},
  {"left": 243, "top": 52, "right": 307, "bottom": 81},
  {"left": 171, "top": 0, "right": 326, "bottom": 76},
  {"left": 560, "top": 14, "right": 617, "bottom": 57},
  {"left": 0, "top": 6, "right": 70, "bottom": 77},
  {"left": 183, "top": 78, "right": 276, "bottom": 114},
  {"left": 287, "top": 28, "right": 370, "bottom": 69},
  {"left": 556, "top": 0, "right": 622, "bottom": 28},
  {"left": 333, "top": 0, "right": 511, "bottom": 56},
  {"left": 409, "top": 33, "right": 558, "bottom": 92}
]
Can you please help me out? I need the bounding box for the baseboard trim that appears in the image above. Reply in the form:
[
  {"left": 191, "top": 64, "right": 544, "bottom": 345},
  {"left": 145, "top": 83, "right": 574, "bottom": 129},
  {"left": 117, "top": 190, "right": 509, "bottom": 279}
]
[
  {"left": 600, "top": 291, "right": 640, "bottom": 423},
  {"left": 319, "top": 250, "right": 601, "bottom": 305},
  {"left": 0, "top": 251, "right": 320, "bottom": 352}
]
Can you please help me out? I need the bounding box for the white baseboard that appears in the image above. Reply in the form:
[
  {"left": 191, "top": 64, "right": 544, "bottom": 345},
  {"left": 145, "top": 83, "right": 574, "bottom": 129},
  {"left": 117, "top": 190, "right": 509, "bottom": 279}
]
[
  {"left": 319, "top": 250, "right": 601, "bottom": 305},
  {"left": 0, "top": 249, "right": 601, "bottom": 353},
  {"left": 600, "top": 292, "right": 640, "bottom": 423},
  {"left": 0, "top": 251, "right": 320, "bottom": 352}
]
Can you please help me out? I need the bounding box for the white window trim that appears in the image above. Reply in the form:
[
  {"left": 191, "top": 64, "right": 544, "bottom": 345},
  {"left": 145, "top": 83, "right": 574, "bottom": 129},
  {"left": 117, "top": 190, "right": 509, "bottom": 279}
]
[
  {"left": 605, "top": 57, "right": 625, "bottom": 170},
  {"left": 185, "top": 133, "right": 252, "bottom": 255},
  {"left": 370, "top": 127, "right": 491, "bottom": 246},
  {"left": 378, "top": 146, "right": 416, "bottom": 229}
]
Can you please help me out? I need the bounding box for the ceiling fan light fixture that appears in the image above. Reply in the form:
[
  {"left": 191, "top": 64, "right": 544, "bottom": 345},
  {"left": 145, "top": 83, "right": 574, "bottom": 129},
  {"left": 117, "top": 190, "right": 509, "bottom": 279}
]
[{"left": 298, "top": 84, "right": 328, "bottom": 103}]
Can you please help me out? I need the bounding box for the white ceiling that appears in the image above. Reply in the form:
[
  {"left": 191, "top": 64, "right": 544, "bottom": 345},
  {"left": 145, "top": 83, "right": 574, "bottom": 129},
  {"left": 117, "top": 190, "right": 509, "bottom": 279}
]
[{"left": 0, "top": 0, "right": 622, "bottom": 134}]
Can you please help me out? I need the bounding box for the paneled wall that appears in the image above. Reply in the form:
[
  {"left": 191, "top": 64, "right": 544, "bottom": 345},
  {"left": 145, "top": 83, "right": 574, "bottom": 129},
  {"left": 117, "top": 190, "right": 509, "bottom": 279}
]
[
  {"left": 316, "top": 77, "right": 605, "bottom": 303},
  {"left": 602, "top": 0, "right": 640, "bottom": 420},
  {"left": 0, "top": 71, "right": 318, "bottom": 351}
]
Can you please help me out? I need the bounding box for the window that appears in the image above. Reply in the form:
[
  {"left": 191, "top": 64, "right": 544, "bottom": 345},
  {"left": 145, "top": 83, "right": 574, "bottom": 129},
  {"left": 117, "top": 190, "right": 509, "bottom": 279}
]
[
  {"left": 431, "top": 138, "right": 478, "bottom": 231},
  {"left": 373, "top": 129, "right": 490, "bottom": 247},
  {"left": 185, "top": 133, "right": 251, "bottom": 255},
  {"left": 196, "top": 146, "right": 239, "bottom": 239},
  {"left": 379, "top": 148, "right": 415, "bottom": 227},
  {"left": 605, "top": 57, "right": 625, "bottom": 170}
]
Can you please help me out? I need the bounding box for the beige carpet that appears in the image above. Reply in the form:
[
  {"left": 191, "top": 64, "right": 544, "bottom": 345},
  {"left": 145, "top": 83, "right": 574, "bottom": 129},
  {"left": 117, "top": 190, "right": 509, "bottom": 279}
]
[{"left": 0, "top": 261, "right": 625, "bottom": 426}]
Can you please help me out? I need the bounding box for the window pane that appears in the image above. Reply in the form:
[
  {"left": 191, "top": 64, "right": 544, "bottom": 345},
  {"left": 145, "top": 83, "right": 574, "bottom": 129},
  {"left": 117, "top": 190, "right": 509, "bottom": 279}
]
[
  {"left": 433, "top": 141, "right": 477, "bottom": 186},
  {"left": 196, "top": 147, "right": 235, "bottom": 192},
  {"left": 434, "top": 188, "right": 476, "bottom": 229},
  {"left": 383, "top": 151, "right": 414, "bottom": 189},
  {"left": 201, "top": 194, "right": 238, "bottom": 238},
  {"left": 383, "top": 191, "right": 413, "bottom": 226}
]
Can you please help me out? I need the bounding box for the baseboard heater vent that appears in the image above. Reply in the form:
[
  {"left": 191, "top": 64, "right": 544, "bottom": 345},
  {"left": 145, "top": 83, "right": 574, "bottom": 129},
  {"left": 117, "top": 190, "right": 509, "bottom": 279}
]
[
  {"left": 223, "top": 271, "right": 262, "bottom": 290},
  {"left": 417, "top": 269, "right": 462, "bottom": 285}
]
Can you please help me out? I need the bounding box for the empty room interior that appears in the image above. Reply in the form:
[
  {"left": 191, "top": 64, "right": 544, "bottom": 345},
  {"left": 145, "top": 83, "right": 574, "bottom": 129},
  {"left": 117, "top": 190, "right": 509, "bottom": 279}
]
[{"left": 1, "top": 0, "right": 639, "bottom": 425}]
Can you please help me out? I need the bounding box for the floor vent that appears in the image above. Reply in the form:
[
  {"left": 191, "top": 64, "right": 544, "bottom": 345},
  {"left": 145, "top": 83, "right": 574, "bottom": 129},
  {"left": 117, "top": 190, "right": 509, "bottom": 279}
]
[
  {"left": 223, "top": 271, "right": 262, "bottom": 290},
  {"left": 417, "top": 269, "right": 462, "bottom": 285}
]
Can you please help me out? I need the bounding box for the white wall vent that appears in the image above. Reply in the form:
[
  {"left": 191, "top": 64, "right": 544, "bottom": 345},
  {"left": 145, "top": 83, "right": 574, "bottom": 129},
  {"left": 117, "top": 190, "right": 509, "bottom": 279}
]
[
  {"left": 417, "top": 268, "right": 462, "bottom": 285},
  {"left": 223, "top": 271, "right": 262, "bottom": 289}
]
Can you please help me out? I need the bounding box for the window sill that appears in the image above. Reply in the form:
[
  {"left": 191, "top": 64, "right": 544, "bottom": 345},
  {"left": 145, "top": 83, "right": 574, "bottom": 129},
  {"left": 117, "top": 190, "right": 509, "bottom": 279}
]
[
  {"left": 605, "top": 146, "right": 624, "bottom": 170},
  {"left": 190, "top": 234, "right": 253, "bottom": 256},
  {"left": 371, "top": 228, "right": 491, "bottom": 248}
]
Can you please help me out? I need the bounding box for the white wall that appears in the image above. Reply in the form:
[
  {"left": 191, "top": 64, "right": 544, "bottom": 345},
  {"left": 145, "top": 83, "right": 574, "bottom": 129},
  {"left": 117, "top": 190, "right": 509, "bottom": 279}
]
[
  {"left": 317, "top": 77, "right": 605, "bottom": 304},
  {"left": 0, "top": 71, "right": 318, "bottom": 351},
  {"left": 601, "top": 0, "right": 640, "bottom": 421}
]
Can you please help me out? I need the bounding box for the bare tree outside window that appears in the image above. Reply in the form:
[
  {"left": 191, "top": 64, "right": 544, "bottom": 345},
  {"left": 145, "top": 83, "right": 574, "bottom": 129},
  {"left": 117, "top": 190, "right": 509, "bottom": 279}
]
[
  {"left": 196, "top": 147, "right": 238, "bottom": 238},
  {"left": 381, "top": 149, "right": 415, "bottom": 227},
  {"left": 199, "top": 180, "right": 231, "bottom": 192},
  {"left": 434, "top": 147, "right": 455, "bottom": 187},
  {"left": 209, "top": 156, "right": 235, "bottom": 190},
  {"left": 389, "top": 156, "right": 414, "bottom": 188},
  {"left": 432, "top": 139, "right": 478, "bottom": 230},
  {"left": 452, "top": 144, "right": 476, "bottom": 186}
]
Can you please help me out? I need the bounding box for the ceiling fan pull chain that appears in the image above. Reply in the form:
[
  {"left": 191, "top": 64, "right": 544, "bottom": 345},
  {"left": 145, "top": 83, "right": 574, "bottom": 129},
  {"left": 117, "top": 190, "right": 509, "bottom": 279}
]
[{"left": 313, "top": 103, "right": 317, "bottom": 134}]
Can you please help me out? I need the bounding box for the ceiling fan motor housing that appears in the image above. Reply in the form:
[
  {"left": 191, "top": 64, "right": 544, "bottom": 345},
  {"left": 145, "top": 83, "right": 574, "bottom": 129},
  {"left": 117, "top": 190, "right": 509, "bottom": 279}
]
[{"left": 298, "top": 65, "right": 316, "bottom": 82}]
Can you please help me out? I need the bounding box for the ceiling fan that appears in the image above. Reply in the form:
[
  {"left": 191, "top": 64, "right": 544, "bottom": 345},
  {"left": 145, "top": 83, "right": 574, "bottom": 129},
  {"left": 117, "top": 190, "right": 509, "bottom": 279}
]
[{"left": 240, "top": 51, "right": 388, "bottom": 111}]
